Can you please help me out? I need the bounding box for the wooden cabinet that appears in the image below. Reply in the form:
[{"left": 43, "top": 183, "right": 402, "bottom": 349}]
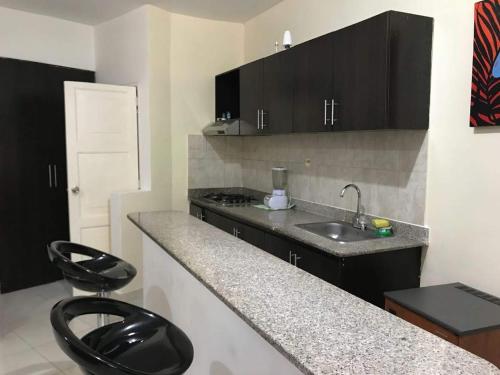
[
  {"left": 204, "top": 209, "right": 266, "bottom": 249},
  {"left": 190, "top": 203, "right": 206, "bottom": 221},
  {"left": 292, "top": 34, "right": 335, "bottom": 133},
  {"left": 191, "top": 203, "right": 421, "bottom": 308},
  {"left": 0, "top": 58, "right": 94, "bottom": 293},
  {"left": 239, "top": 60, "right": 264, "bottom": 135},
  {"left": 239, "top": 52, "right": 295, "bottom": 135},
  {"left": 217, "top": 11, "right": 433, "bottom": 134},
  {"left": 215, "top": 69, "right": 239, "bottom": 120},
  {"left": 333, "top": 11, "right": 433, "bottom": 131},
  {"left": 385, "top": 295, "right": 500, "bottom": 367},
  {"left": 264, "top": 233, "right": 341, "bottom": 286},
  {"left": 263, "top": 50, "right": 294, "bottom": 134}
]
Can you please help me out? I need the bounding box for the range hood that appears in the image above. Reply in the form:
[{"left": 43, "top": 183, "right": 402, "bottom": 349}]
[{"left": 202, "top": 119, "right": 240, "bottom": 136}]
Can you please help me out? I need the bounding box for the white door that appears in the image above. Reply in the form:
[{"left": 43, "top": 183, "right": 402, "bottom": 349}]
[{"left": 64, "top": 82, "right": 139, "bottom": 253}]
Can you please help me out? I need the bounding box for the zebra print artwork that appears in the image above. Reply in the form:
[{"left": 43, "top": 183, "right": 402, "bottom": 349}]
[{"left": 470, "top": 0, "right": 500, "bottom": 126}]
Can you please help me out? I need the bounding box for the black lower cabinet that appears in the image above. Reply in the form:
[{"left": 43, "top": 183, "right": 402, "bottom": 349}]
[
  {"left": 191, "top": 204, "right": 421, "bottom": 307},
  {"left": 204, "top": 210, "right": 266, "bottom": 249}
]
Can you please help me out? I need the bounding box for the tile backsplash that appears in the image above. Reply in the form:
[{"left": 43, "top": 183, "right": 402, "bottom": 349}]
[{"left": 188, "top": 131, "right": 427, "bottom": 225}]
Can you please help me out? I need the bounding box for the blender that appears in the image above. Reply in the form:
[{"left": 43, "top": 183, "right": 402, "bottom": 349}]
[{"left": 263, "top": 167, "right": 290, "bottom": 210}]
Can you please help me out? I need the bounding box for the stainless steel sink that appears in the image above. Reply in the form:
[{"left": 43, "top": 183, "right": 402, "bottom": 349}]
[{"left": 296, "top": 221, "right": 378, "bottom": 243}]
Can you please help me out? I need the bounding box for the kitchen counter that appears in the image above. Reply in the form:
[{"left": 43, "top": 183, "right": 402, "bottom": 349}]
[
  {"left": 129, "top": 210, "right": 499, "bottom": 375},
  {"left": 191, "top": 197, "right": 425, "bottom": 257}
]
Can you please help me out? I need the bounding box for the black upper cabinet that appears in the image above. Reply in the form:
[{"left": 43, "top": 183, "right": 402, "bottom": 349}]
[
  {"left": 239, "top": 51, "right": 295, "bottom": 135},
  {"left": 239, "top": 60, "right": 264, "bottom": 134},
  {"left": 218, "top": 10, "right": 433, "bottom": 134},
  {"left": 215, "top": 69, "right": 239, "bottom": 120},
  {"left": 333, "top": 15, "right": 389, "bottom": 131},
  {"left": 292, "top": 34, "right": 335, "bottom": 133},
  {"left": 262, "top": 50, "right": 294, "bottom": 134},
  {"left": 333, "top": 11, "right": 433, "bottom": 131}
]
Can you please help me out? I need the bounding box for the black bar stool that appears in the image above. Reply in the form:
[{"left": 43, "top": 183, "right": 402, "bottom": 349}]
[
  {"left": 51, "top": 297, "right": 194, "bottom": 375},
  {"left": 48, "top": 241, "right": 137, "bottom": 325}
]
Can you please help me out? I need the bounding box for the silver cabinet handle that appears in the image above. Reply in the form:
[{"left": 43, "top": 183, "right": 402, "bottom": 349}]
[
  {"left": 53, "top": 164, "right": 58, "bottom": 188},
  {"left": 48, "top": 165, "right": 52, "bottom": 188},
  {"left": 71, "top": 186, "right": 80, "bottom": 194},
  {"left": 331, "top": 99, "right": 339, "bottom": 125},
  {"left": 261, "top": 110, "right": 266, "bottom": 129},
  {"left": 324, "top": 100, "right": 328, "bottom": 126},
  {"left": 294, "top": 254, "right": 302, "bottom": 267},
  {"left": 289, "top": 251, "right": 293, "bottom": 263},
  {"left": 234, "top": 228, "right": 240, "bottom": 238},
  {"left": 257, "top": 109, "right": 261, "bottom": 130}
]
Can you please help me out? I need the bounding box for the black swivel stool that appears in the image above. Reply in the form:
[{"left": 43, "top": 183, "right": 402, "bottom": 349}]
[
  {"left": 48, "top": 241, "right": 137, "bottom": 325},
  {"left": 51, "top": 297, "right": 194, "bottom": 375}
]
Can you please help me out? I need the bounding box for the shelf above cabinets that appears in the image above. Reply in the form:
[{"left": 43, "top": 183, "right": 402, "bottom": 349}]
[{"left": 214, "top": 10, "right": 433, "bottom": 135}]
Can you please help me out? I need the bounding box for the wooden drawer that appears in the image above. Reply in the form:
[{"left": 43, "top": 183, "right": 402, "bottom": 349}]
[{"left": 385, "top": 298, "right": 459, "bottom": 345}]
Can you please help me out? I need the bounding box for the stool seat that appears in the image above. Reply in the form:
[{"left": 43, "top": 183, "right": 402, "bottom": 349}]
[
  {"left": 48, "top": 241, "right": 137, "bottom": 293},
  {"left": 51, "top": 297, "right": 194, "bottom": 375}
]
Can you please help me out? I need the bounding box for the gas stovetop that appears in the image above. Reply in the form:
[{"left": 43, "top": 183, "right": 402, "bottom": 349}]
[{"left": 202, "top": 193, "right": 259, "bottom": 207}]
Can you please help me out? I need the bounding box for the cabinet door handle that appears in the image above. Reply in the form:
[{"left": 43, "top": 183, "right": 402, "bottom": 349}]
[
  {"left": 234, "top": 228, "right": 240, "bottom": 238},
  {"left": 48, "top": 165, "right": 52, "bottom": 188},
  {"left": 324, "top": 100, "right": 328, "bottom": 126},
  {"left": 257, "top": 109, "right": 261, "bottom": 130},
  {"left": 261, "top": 110, "right": 266, "bottom": 129},
  {"left": 331, "top": 99, "right": 339, "bottom": 125},
  {"left": 289, "top": 251, "right": 293, "bottom": 264},
  {"left": 294, "top": 254, "right": 302, "bottom": 267},
  {"left": 53, "top": 164, "right": 58, "bottom": 188}
]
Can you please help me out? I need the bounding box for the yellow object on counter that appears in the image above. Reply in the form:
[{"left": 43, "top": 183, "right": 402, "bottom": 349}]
[{"left": 372, "top": 218, "right": 391, "bottom": 228}]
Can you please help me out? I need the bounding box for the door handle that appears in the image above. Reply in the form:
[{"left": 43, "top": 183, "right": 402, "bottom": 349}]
[
  {"left": 71, "top": 186, "right": 80, "bottom": 194},
  {"left": 331, "top": 99, "right": 339, "bottom": 125},
  {"left": 260, "top": 110, "right": 266, "bottom": 129},
  {"left": 324, "top": 100, "right": 328, "bottom": 126},
  {"left": 53, "top": 164, "right": 58, "bottom": 188},
  {"left": 294, "top": 254, "right": 302, "bottom": 267},
  {"left": 48, "top": 165, "right": 52, "bottom": 188},
  {"left": 257, "top": 109, "right": 261, "bottom": 130}
]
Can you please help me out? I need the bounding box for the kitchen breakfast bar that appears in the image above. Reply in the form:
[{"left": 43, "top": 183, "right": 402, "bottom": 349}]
[{"left": 129, "top": 211, "right": 498, "bottom": 375}]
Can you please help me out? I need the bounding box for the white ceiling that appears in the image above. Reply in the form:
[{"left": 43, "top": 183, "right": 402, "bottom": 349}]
[{"left": 0, "top": 0, "right": 283, "bottom": 25}]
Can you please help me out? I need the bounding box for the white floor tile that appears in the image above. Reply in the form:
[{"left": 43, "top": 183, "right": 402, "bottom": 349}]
[
  {"left": 0, "top": 348, "right": 62, "bottom": 374},
  {"left": 0, "top": 333, "right": 31, "bottom": 357},
  {"left": 34, "top": 341, "right": 74, "bottom": 371}
]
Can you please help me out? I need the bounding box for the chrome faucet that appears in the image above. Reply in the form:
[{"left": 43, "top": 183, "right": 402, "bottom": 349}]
[{"left": 340, "top": 184, "right": 364, "bottom": 230}]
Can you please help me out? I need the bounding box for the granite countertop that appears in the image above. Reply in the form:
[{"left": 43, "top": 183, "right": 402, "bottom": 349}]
[
  {"left": 191, "top": 197, "right": 425, "bottom": 257},
  {"left": 129, "top": 211, "right": 499, "bottom": 375}
]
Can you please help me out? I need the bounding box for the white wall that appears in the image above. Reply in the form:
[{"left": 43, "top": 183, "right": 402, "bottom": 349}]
[
  {"left": 170, "top": 13, "right": 244, "bottom": 211},
  {"left": 244, "top": 0, "right": 500, "bottom": 296},
  {"left": 95, "top": 5, "right": 172, "bottom": 292},
  {"left": 0, "top": 6, "right": 94, "bottom": 70},
  {"left": 95, "top": 5, "right": 243, "bottom": 291}
]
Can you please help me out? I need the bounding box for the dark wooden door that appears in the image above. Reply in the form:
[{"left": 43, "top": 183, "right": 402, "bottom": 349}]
[
  {"left": 0, "top": 58, "right": 94, "bottom": 293},
  {"left": 189, "top": 203, "right": 206, "bottom": 221},
  {"left": 333, "top": 13, "right": 390, "bottom": 131},
  {"left": 205, "top": 210, "right": 237, "bottom": 236},
  {"left": 239, "top": 60, "right": 263, "bottom": 135},
  {"left": 293, "top": 244, "right": 342, "bottom": 286},
  {"left": 292, "top": 34, "right": 335, "bottom": 133},
  {"left": 263, "top": 50, "right": 294, "bottom": 134},
  {"left": 239, "top": 223, "right": 266, "bottom": 249},
  {"left": 263, "top": 233, "right": 292, "bottom": 262}
]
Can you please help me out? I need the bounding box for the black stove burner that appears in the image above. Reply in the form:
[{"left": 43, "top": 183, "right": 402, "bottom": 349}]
[{"left": 203, "top": 193, "right": 256, "bottom": 206}]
